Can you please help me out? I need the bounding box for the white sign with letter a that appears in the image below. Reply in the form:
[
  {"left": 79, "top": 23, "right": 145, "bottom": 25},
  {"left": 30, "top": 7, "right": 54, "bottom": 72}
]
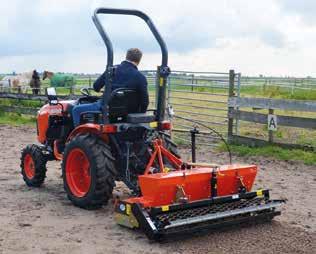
[{"left": 268, "top": 114, "right": 277, "bottom": 131}]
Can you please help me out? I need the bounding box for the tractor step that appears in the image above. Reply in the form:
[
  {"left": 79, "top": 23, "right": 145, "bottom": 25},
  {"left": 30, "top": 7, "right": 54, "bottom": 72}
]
[{"left": 126, "top": 190, "right": 284, "bottom": 241}]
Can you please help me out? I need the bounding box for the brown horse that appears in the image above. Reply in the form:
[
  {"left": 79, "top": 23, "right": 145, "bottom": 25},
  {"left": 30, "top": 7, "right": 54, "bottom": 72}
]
[
  {"left": 42, "top": 71, "right": 54, "bottom": 80},
  {"left": 43, "top": 70, "right": 75, "bottom": 87}
]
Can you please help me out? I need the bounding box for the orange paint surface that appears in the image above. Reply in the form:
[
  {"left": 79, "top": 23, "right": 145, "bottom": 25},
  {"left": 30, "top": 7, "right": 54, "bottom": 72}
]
[
  {"left": 126, "top": 165, "right": 257, "bottom": 208},
  {"left": 37, "top": 102, "right": 71, "bottom": 144}
]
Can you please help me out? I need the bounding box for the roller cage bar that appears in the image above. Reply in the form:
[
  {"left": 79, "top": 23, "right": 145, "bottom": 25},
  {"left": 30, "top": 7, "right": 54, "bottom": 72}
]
[{"left": 131, "top": 189, "right": 284, "bottom": 240}]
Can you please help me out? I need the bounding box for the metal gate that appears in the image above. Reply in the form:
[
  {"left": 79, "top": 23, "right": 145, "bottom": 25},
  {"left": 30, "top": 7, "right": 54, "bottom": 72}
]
[{"left": 143, "top": 70, "right": 240, "bottom": 148}]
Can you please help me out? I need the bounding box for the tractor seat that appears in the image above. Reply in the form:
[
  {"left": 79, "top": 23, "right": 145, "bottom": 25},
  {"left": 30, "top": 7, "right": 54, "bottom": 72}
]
[{"left": 109, "top": 88, "right": 155, "bottom": 123}]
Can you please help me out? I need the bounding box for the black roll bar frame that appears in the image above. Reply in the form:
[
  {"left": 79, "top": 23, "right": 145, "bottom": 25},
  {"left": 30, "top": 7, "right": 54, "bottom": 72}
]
[{"left": 92, "top": 8, "right": 170, "bottom": 123}]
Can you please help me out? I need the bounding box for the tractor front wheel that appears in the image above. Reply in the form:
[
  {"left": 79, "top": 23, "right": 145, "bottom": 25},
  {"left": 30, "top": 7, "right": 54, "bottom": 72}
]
[
  {"left": 20, "top": 144, "right": 47, "bottom": 187},
  {"left": 62, "top": 134, "right": 116, "bottom": 209}
]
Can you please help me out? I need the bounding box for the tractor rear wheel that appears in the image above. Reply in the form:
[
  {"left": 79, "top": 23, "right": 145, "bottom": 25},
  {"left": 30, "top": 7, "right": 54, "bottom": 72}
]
[
  {"left": 20, "top": 144, "right": 47, "bottom": 187},
  {"left": 62, "top": 134, "right": 116, "bottom": 209}
]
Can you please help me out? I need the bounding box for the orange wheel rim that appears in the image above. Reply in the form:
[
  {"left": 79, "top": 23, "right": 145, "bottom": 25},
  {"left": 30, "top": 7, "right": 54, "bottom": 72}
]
[
  {"left": 24, "top": 154, "right": 35, "bottom": 179},
  {"left": 66, "top": 148, "right": 91, "bottom": 197}
]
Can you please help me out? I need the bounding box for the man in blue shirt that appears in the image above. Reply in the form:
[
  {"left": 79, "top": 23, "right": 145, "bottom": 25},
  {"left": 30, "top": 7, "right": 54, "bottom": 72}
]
[{"left": 72, "top": 48, "right": 149, "bottom": 126}]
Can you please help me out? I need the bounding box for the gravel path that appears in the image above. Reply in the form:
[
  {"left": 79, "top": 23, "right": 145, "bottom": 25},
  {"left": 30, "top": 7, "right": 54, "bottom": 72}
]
[{"left": 0, "top": 125, "right": 315, "bottom": 254}]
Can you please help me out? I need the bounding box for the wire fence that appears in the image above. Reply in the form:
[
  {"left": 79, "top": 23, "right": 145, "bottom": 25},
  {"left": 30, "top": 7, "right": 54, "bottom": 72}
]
[
  {"left": 2, "top": 71, "right": 316, "bottom": 151},
  {"left": 0, "top": 70, "right": 239, "bottom": 150},
  {"left": 165, "top": 71, "right": 236, "bottom": 147}
]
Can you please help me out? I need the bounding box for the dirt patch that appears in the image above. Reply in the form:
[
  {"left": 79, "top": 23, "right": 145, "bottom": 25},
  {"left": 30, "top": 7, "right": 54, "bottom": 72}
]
[{"left": 0, "top": 125, "right": 315, "bottom": 254}]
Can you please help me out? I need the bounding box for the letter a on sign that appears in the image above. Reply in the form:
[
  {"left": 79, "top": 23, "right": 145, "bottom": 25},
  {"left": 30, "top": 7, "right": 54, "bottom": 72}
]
[{"left": 268, "top": 114, "right": 277, "bottom": 131}]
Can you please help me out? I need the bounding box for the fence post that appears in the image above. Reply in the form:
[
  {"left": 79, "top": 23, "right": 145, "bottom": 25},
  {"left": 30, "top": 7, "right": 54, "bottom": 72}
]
[
  {"left": 292, "top": 78, "right": 296, "bottom": 95},
  {"left": 191, "top": 74, "right": 194, "bottom": 91},
  {"left": 70, "top": 77, "right": 74, "bottom": 95},
  {"left": 227, "top": 69, "right": 235, "bottom": 143},
  {"left": 235, "top": 73, "right": 241, "bottom": 136},
  {"left": 268, "top": 108, "right": 274, "bottom": 143},
  {"left": 70, "top": 86, "right": 74, "bottom": 95}
]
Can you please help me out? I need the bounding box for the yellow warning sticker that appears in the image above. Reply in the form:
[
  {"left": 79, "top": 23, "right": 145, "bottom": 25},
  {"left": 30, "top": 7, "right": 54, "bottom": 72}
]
[
  {"left": 159, "top": 77, "right": 164, "bottom": 86},
  {"left": 161, "top": 205, "right": 169, "bottom": 212},
  {"left": 256, "top": 189, "right": 263, "bottom": 197},
  {"left": 126, "top": 204, "right": 131, "bottom": 215},
  {"left": 163, "top": 167, "right": 170, "bottom": 173},
  {"left": 149, "top": 121, "right": 158, "bottom": 128}
]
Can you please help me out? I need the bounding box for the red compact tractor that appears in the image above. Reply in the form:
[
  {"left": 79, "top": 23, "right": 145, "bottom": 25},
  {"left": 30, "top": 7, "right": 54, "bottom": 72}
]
[{"left": 20, "top": 8, "right": 284, "bottom": 240}]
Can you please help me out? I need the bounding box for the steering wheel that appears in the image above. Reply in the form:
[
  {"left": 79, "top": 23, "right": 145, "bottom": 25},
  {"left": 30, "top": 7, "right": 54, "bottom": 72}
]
[
  {"left": 80, "top": 88, "right": 91, "bottom": 97},
  {"left": 78, "top": 88, "right": 100, "bottom": 104}
]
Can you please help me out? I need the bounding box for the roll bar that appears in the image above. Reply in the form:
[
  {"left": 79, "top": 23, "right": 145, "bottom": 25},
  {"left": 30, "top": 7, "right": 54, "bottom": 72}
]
[
  {"left": 92, "top": 8, "right": 170, "bottom": 123},
  {"left": 92, "top": 7, "right": 168, "bottom": 68}
]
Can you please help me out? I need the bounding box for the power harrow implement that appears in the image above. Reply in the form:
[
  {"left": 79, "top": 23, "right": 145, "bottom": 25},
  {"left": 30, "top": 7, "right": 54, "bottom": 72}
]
[{"left": 113, "top": 138, "right": 283, "bottom": 240}]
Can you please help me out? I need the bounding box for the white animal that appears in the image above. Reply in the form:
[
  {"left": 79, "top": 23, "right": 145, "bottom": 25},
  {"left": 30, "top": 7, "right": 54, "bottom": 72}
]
[{"left": 0, "top": 72, "right": 33, "bottom": 93}]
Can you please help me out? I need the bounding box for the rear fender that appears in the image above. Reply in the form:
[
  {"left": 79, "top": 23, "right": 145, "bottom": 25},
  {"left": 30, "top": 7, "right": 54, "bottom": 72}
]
[{"left": 66, "top": 124, "right": 109, "bottom": 143}]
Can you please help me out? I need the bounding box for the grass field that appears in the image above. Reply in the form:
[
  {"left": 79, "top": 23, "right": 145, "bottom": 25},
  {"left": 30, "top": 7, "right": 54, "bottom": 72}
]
[
  {"left": 219, "top": 143, "right": 316, "bottom": 165},
  {"left": 240, "top": 85, "right": 316, "bottom": 100},
  {"left": 0, "top": 111, "right": 36, "bottom": 125}
]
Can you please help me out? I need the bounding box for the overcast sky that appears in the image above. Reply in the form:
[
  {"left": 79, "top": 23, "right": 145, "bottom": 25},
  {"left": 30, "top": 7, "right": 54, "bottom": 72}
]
[{"left": 0, "top": 0, "right": 316, "bottom": 76}]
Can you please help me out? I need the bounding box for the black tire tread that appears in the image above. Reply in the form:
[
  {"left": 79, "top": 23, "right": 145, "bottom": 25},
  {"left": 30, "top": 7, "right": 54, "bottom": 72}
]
[
  {"left": 62, "top": 134, "right": 116, "bottom": 209},
  {"left": 20, "top": 144, "right": 47, "bottom": 187}
]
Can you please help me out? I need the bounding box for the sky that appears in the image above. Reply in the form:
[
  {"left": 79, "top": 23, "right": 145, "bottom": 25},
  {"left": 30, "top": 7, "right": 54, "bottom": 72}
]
[{"left": 0, "top": 0, "right": 316, "bottom": 77}]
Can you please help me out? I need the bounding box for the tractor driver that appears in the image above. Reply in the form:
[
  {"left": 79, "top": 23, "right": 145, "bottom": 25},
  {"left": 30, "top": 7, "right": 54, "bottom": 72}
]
[{"left": 72, "top": 48, "right": 149, "bottom": 126}]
